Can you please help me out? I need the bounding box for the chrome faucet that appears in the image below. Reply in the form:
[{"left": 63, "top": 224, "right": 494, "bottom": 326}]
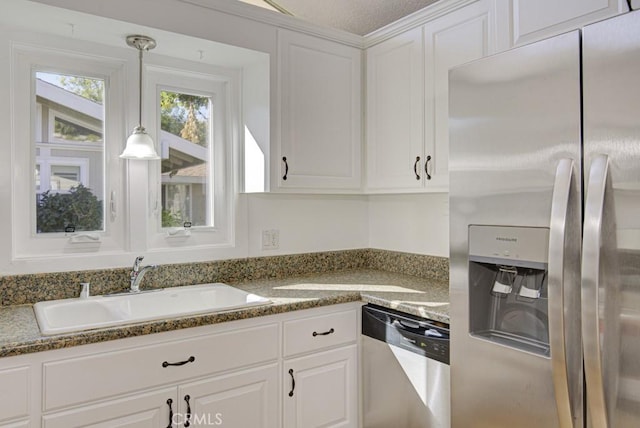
[{"left": 129, "top": 256, "right": 158, "bottom": 293}]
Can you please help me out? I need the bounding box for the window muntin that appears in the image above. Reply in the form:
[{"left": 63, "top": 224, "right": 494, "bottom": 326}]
[
  {"left": 34, "top": 72, "right": 105, "bottom": 234},
  {"left": 159, "top": 90, "right": 212, "bottom": 228}
]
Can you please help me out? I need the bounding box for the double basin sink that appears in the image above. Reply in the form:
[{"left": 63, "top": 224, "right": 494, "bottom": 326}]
[{"left": 34, "top": 283, "right": 272, "bottom": 336}]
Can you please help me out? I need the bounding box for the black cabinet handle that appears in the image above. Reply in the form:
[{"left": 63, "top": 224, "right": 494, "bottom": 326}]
[
  {"left": 312, "top": 328, "right": 335, "bottom": 337},
  {"left": 184, "top": 394, "right": 192, "bottom": 427},
  {"left": 288, "top": 368, "right": 296, "bottom": 397},
  {"left": 162, "top": 356, "right": 195, "bottom": 368},
  {"left": 166, "top": 398, "right": 174, "bottom": 428},
  {"left": 282, "top": 156, "right": 289, "bottom": 180},
  {"left": 413, "top": 156, "right": 421, "bottom": 180},
  {"left": 425, "top": 155, "right": 432, "bottom": 180}
]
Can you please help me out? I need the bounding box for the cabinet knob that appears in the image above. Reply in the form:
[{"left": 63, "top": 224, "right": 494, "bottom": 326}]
[{"left": 414, "top": 156, "right": 421, "bottom": 180}]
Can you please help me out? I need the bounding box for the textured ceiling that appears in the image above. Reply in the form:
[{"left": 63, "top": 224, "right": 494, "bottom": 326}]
[{"left": 240, "top": 0, "right": 439, "bottom": 35}]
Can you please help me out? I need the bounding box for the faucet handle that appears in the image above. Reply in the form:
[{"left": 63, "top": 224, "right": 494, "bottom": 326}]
[{"left": 133, "top": 256, "right": 145, "bottom": 272}]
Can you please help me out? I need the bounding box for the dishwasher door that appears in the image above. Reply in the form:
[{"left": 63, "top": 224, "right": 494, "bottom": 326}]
[{"left": 362, "top": 305, "right": 450, "bottom": 428}]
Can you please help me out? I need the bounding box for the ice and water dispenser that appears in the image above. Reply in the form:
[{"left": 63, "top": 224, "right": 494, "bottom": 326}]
[{"left": 468, "top": 225, "right": 550, "bottom": 356}]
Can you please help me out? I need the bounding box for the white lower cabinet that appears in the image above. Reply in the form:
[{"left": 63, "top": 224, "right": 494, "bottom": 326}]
[
  {"left": 0, "top": 365, "right": 31, "bottom": 428},
  {"left": 42, "top": 363, "right": 279, "bottom": 428},
  {"left": 283, "top": 345, "right": 358, "bottom": 428},
  {"left": 282, "top": 308, "right": 359, "bottom": 428},
  {"left": 178, "top": 364, "right": 279, "bottom": 427},
  {"left": 0, "top": 303, "right": 360, "bottom": 428}
]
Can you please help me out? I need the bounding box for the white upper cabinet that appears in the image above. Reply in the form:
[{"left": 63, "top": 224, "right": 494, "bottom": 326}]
[
  {"left": 366, "top": 0, "right": 499, "bottom": 193},
  {"left": 276, "top": 29, "right": 362, "bottom": 192},
  {"left": 366, "top": 27, "right": 425, "bottom": 191},
  {"left": 511, "top": 0, "right": 627, "bottom": 46}
]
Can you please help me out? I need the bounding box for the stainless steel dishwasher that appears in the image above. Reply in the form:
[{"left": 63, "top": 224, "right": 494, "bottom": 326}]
[{"left": 362, "top": 304, "right": 450, "bottom": 428}]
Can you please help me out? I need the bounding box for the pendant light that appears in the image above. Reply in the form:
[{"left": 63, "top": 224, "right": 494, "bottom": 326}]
[{"left": 120, "top": 35, "right": 160, "bottom": 160}]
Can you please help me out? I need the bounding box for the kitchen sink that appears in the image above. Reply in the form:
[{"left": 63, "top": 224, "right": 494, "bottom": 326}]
[{"left": 34, "top": 283, "right": 272, "bottom": 336}]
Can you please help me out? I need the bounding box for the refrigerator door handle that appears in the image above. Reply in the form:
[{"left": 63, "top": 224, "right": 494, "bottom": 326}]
[
  {"left": 548, "top": 158, "right": 576, "bottom": 428},
  {"left": 582, "top": 154, "right": 610, "bottom": 428}
]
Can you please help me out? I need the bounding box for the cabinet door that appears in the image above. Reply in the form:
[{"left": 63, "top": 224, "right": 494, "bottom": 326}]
[
  {"left": 512, "top": 0, "right": 625, "bottom": 46},
  {"left": 277, "top": 29, "right": 362, "bottom": 191},
  {"left": 178, "top": 364, "right": 278, "bottom": 428},
  {"left": 284, "top": 345, "right": 357, "bottom": 428},
  {"left": 42, "top": 388, "right": 176, "bottom": 428},
  {"left": 424, "top": 0, "right": 496, "bottom": 191},
  {"left": 366, "top": 27, "right": 424, "bottom": 191},
  {"left": 0, "top": 366, "right": 30, "bottom": 425}
]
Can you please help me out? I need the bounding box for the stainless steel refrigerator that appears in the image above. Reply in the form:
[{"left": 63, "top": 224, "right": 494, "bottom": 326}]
[{"left": 449, "top": 9, "right": 640, "bottom": 428}]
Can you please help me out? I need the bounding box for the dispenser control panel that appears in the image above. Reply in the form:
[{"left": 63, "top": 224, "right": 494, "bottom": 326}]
[{"left": 468, "top": 225, "right": 549, "bottom": 267}]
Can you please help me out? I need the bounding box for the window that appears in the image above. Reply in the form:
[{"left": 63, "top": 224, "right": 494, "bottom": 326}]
[
  {"left": 143, "top": 64, "right": 236, "bottom": 249},
  {"left": 9, "top": 29, "right": 246, "bottom": 271},
  {"left": 34, "top": 72, "right": 104, "bottom": 234},
  {"left": 12, "top": 43, "right": 126, "bottom": 259}
]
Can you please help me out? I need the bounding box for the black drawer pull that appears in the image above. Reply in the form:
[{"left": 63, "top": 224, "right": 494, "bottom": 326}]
[
  {"left": 413, "top": 156, "right": 421, "bottom": 180},
  {"left": 288, "top": 368, "right": 296, "bottom": 397},
  {"left": 162, "top": 356, "right": 195, "bottom": 368},
  {"left": 166, "top": 398, "right": 174, "bottom": 428},
  {"left": 312, "top": 328, "right": 335, "bottom": 337}
]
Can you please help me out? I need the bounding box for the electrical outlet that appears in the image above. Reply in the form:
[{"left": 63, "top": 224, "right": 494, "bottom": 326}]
[{"left": 261, "top": 229, "right": 280, "bottom": 250}]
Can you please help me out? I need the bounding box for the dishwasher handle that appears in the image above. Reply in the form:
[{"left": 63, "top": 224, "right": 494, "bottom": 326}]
[{"left": 362, "top": 305, "right": 450, "bottom": 364}]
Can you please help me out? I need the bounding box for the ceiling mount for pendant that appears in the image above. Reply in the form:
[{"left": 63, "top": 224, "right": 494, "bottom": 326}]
[{"left": 126, "top": 35, "right": 157, "bottom": 51}]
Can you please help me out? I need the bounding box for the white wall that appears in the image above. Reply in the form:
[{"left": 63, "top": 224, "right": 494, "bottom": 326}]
[
  {"left": 246, "top": 193, "right": 369, "bottom": 257},
  {"left": 243, "top": 59, "right": 271, "bottom": 192},
  {"left": 244, "top": 193, "right": 450, "bottom": 258},
  {"left": 368, "top": 193, "right": 449, "bottom": 257}
]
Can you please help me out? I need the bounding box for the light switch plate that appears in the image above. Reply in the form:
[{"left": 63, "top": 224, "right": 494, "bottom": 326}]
[{"left": 261, "top": 229, "right": 280, "bottom": 250}]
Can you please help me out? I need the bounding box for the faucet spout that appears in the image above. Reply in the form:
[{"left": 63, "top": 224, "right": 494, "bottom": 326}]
[{"left": 129, "top": 256, "right": 158, "bottom": 293}]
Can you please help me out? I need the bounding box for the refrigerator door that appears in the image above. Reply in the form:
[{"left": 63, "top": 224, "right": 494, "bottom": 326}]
[
  {"left": 449, "top": 31, "right": 583, "bottom": 428},
  {"left": 582, "top": 10, "right": 640, "bottom": 427}
]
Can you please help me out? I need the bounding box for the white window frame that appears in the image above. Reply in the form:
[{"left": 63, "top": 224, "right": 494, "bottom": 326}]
[
  {"left": 11, "top": 41, "right": 126, "bottom": 261},
  {"left": 138, "top": 60, "right": 239, "bottom": 252}
]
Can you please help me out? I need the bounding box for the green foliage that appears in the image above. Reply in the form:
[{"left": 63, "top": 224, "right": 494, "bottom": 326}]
[
  {"left": 37, "top": 184, "right": 103, "bottom": 233},
  {"left": 160, "top": 90, "right": 209, "bottom": 147},
  {"left": 59, "top": 76, "right": 104, "bottom": 104},
  {"left": 161, "top": 209, "right": 183, "bottom": 228},
  {"left": 54, "top": 117, "right": 102, "bottom": 142}
]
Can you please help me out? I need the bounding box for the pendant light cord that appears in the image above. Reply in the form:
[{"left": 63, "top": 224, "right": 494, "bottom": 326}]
[{"left": 137, "top": 48, "right": 144, "bottom": 129}]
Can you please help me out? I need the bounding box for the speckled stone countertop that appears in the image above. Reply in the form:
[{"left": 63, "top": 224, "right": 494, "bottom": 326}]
[{"left": 0, "top": 268, "right": 448, "bottom": 358}]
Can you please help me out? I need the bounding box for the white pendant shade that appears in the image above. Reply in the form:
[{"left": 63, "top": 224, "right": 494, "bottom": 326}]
[{"left": 120, "top": 126, "right": 160, "bottom": 159}]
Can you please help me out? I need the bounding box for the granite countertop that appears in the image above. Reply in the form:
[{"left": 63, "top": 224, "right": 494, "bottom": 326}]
[{"left": 0, "top": 268, "right": 449, "bottom": 358}]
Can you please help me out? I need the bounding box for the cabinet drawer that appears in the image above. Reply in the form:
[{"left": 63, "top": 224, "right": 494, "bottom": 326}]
[
  {"left": 43, "top": 323, "right": 278, "bottom": 411},
  {"left": 0, "top": 366, "right": 30, "bottom": 423},
  {"left": 283, "top": 310, "right": 357, "bottom": 357}
]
